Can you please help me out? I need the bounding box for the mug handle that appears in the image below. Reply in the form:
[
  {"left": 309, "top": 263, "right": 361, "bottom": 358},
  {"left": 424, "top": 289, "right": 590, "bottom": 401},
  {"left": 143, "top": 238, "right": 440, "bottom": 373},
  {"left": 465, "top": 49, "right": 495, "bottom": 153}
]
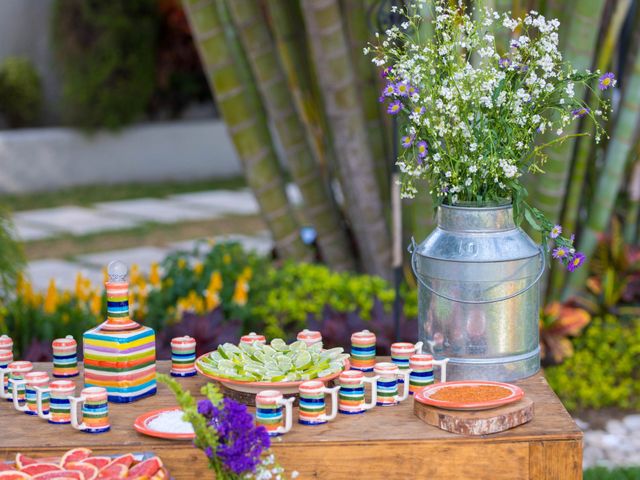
[
  {"left": 69, "top": 395, "right": 87, "bottom": 431},
  {"left": 322, "top": 385, "right": 340, "bottom": 421},
  {"left": 433, "top": 358, "right": 450, "bottom": 383},
  {"left": 276, "top": 397, "right": 295, "bottom": 434},
  {"left": 0, "top": 368, "right": 10, "bottom": 399},
  {"left": 396, "top": 370, "right": 411, "bottom": 402},
  {"left": 35, "top": 386, "right": 51, "bottom": 420},
  {"left": 362, "top": 376, "right": 379, "bottom": 410},
  {"left": 414, "top": 341, "right": 424, "bottom": 354},
  {"left": 12, "top": 380, "right": 27, "bottom": 412}
]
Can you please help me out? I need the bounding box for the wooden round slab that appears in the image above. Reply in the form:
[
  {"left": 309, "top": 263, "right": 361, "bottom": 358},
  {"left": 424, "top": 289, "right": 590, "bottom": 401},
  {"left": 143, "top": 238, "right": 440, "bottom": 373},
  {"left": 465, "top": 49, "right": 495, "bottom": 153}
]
[
  {"left": 217, "top": 379, "right": 339, "bottom": 407},
  {"left": 413, "top": 396, "right": 534, "bottom": 435}
]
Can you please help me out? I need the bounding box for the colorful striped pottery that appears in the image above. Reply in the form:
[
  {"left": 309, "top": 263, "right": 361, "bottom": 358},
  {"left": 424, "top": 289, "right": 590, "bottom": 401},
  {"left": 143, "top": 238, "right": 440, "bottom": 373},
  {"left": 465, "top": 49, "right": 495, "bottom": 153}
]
[
  {"left": 36, "top": 380, "right": 75, "bottom": 424},
  {"left": 83, "top": 261, "right": 156, "bottom": 403},
  {"left": 240, "top": 332, "right": 266, "bottom": 345},
  {"left": 296, "top": 329, "right": 322, "bottom": 347},
  {"left": 0, "top": 349, "right": 13, "bottom": 398},
  {"left": 70, "top": 386, "right": 110, "bottom": 433},
  {"left": 374, "top": 362, "right": 410, "bottom": 407},
  {"left": 52, "top": 336, "right": 79, "bottom": 378},
  {"left": 0, "top": 335, "right": 12, "bottom": 353},
  {"left": 298, "top": 380, "right": 339, "bottom": 425},
  {"left": 255, "top": 390, "right": 294, "bottom": 436},
  {"left": 350, "top": 330, "right": 376, "bottom": 372},
  {"left": 408, "top": 354, "right": 450, "bottom": 395},
  {"left": 17, "top": 371, "right": 49, "bottom": 415},
  {"left": 338, "top": 369, "right": 378, "bottom": 414},
  {"left": 0, "top": 361, "right": 32, "bottom": 402},
  {"left": 390, "top": 342, "right": 424, "bottom": 382},
  {"left": 170, "top": 336, "right": 197, "bottom": 377}
]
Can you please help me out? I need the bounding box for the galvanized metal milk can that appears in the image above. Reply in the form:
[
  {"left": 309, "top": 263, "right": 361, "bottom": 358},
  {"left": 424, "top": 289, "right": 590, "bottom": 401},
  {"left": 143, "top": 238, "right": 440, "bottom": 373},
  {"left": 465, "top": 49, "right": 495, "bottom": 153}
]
[{"left": 410, "top": 204, "right": 545, "bottom": 382}]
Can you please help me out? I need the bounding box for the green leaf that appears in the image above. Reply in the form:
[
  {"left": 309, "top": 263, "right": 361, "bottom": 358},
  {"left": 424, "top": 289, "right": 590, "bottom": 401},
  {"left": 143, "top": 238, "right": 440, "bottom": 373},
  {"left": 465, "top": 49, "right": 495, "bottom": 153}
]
[{"left": 524, "top": 208, "right": 542, "bottom": 231}]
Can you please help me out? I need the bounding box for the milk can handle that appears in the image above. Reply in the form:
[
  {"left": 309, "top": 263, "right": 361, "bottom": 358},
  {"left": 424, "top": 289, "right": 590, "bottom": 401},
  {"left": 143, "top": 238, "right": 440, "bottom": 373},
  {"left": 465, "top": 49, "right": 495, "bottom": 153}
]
[{"left": 409, "top": 238, "right": 545, "bottom": 305}]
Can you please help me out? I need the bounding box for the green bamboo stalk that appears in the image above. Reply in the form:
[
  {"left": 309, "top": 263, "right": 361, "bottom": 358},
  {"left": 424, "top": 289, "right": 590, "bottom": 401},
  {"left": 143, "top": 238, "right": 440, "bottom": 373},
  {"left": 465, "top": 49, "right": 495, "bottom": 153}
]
[
  {"left": 226, "top": 0, "right": 355, "bottom": 271},
  {"left": 625, "top": 152, "right": 640, "bottom": 244},
  {"left": 182, "top": 0, "right": 310, "bottom": 261},
  {"left": 528, "top": 0, "right": 606, "bottom": 227},
  {"left": 342, "top": 0, "right": 390, "bottom": 203},
  {"left": 565, "top": 46, "right": 640, "bottom": 296},
  {"left": 301, "top": 0, "right": 392, "bottom": 280}
]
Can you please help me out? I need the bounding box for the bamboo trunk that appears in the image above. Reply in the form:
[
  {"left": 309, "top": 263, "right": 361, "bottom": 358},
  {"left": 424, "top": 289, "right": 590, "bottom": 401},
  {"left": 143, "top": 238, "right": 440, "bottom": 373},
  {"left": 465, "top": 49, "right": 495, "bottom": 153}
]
[
  {"left": 566, "top": 45, "right": 640, "bottom": 296},
  {"left": 182, "top": 0, "right": 310, "bottom": 261},
  {"left": 301, "top": 0, "right": 392, "bottom": 280},
  {"left": 226, "top": 0, "right": 355, "bottom": 271},
  {"left": 625, "top": 153, "right": 640, "bottom": 244}
]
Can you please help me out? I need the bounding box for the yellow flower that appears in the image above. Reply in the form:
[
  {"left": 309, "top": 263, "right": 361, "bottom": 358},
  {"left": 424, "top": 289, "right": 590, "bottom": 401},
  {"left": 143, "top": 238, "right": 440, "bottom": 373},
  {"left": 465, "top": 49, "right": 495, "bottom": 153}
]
[
  {"left": 232, "top": 278, "right": 249, "bottom": 306},
  {"left": 223, "top": 253, "right": 231, "bottom": 265},
  {"left": 102, "top": 267, "right": 109, "bottom": 284},
  {"left": 62, "top": 313, "right": 70, "bottom": 325},
  {"left": 43, "top": 279, "right": 59, "bottom": 314},
  {"left": 75, "top": 273, "right": 90, "bottom": 302},
  {"left": 149, "top": 262, "right": 161, "bottom": 287},
  {"left": 207, "top": 271, "right": 222, "bottom": 292},
  {"left": 205, "top": 290, "right": 220, "bottom": 312},
  {"left": 129, "top": 264, "right": 141, "bottom": 285},
  {"left": 89, "top": 294, "right": 102, "bottom": 317},
  {"left": 194, "top": 262, "right": 204, "bottom": 277},
  {"left": 178, "top": 258, "right": 187, "bottom": 269},
  {"left": 241, "top": 266, "right": 253, "bottom": 281}
]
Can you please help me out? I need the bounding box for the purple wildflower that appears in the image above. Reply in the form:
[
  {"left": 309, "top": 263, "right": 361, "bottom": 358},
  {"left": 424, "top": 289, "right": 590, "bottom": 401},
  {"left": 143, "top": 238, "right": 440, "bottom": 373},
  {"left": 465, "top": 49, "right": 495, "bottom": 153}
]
[
  {"left": 395, "top": 82, "right": 410, "bottom": 97},
  {"left": 549, "top": 224, "right": 562, "bottom": 239},
  {"left": 381, "top": 66, "right": 392, "bottom": 79},
  {"left": 382, "top": 83, "right": 395, "bottom": 97},
  {"left": 378, "top": 95, "right": 385, "bottom": 103},
  {"left": 401, "top": 135, "right": 414, "bottom": 148},
  {"left": 510, "top": 39, "right": 520, "bottom": 49},
  {"left": 552, "top": 247, "right": 568, "bottom": 259},
  {"left": 387, "top": 100, "right": 402, "bottom": 115},
  {"left": 417, "top": 140, "right": 428, "bottom": 159},
  {"left": 198, "top": 399, "right": 215, "bottom": 416},
  {"left": 567, "top": 252, "right": 586, "bottom": 272},
  {"left": 598, "top": 72, "right": 616, "bottom": 90},
  {"left": 572, "top": 107, "right": 590, "bottom": 118},
  {"left": 570, "top": 233, "right": 575, "bottom": 243},
  {"left": 499, "top": 57, "right": 511, "bottom": 69},
  {"left": 412, "top": 105, "right": 426, "bottom": 116},
  {"left": 408, "top": 85, "right": 419, "bottom": 96}
]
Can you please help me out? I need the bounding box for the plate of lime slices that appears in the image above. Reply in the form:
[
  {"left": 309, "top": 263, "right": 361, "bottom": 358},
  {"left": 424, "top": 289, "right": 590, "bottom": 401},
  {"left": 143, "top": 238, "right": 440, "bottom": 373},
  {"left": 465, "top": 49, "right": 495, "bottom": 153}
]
[{"left": 195, "top": 338, "right": 350, "bottom": 394}]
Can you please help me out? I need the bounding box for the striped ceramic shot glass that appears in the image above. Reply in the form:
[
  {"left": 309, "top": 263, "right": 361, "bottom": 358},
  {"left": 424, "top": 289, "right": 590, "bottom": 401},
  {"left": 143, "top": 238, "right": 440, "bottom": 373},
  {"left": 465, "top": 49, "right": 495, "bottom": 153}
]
[
  {"left": 0, "top": 349, "right": 13, "bottom": 398},
  {"left": 170, "top": 336, "right": 197, "bottom": 377},
  {"left": 255, "top": 390, "right": 294, "bottom": 437},
  {"left": 52, "top": 336, "right": 79, "bottom": 378},
  {"left": 298, "top": 380, "right": 339, "bottom": 425},
  {"left": 350, "top": 330, "right": 377, "bottom": 372},
  {"left": 36, "top": 379, "right": 75, "bottom": 424},
  {"left": 15, "top": 371, "right": 49, "bottom": 415},
  {"left": 408, "top": 354, "right": 450, "bottom": 395},
  {"left": 374, "top": 362, "right": 410, "bottom": 407},
  {"left": 338, "top": 370, "right": 378, "bottom": 414},
  {"left": 70, "top": 387, "right": 110, "bottom": 433},
  {"left": 390, "top": 341, "right": 424, "bottom": 381},
  {"left": 0, "top": 360, "right": 33, "bottom": 402},
  {"left": 0, "top": 335, "right": 13, "bottom": 353},
  {"left": 240, "top": 332, "right": 266, "bottom": 345},
  {"left": 296, "top": 329, "right": 322, "bottom": 347}
]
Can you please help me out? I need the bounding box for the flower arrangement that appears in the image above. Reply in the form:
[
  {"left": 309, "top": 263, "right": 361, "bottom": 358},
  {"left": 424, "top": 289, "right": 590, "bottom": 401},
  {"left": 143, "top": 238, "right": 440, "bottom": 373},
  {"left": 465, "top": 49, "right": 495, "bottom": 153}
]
[
  {"left": 158, "top": 374, "right": 297, "bottom": 479},
  {"left": 366, "top": 1, "right": 616, "bottom": 270}
]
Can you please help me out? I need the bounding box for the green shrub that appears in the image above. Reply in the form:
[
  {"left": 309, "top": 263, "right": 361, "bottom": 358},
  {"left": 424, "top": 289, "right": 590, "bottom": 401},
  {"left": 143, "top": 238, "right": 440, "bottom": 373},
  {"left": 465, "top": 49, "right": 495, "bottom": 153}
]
[
  {"left": 51, "top": 0, "right": 158, "bottom": 130},
  {"left": 545, "top": 315, "right": 640, "bottom": 410},
  {"left": 0, "top": 57, "right": 42, "bottom": 128},
  {"left": 584, "top": 466, "right": 640, "bottom": 480}
]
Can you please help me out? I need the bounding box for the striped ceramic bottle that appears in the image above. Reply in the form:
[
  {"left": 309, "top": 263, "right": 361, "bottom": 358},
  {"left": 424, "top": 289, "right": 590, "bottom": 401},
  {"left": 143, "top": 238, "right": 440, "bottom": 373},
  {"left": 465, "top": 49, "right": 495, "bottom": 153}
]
[
  {"left": 298, "top": 380, "right": 339, "bottom": 425},
  {"left": 36, "top": 380, "right": 75, "bottom": 424},
  {"left": 22, "top": 371, "right": 49, "bottom": 415},
  {"left": 255, "top": 390, "right": 294, "bottom": 436},
  {"left": 337, "top": 370, "right": 378, "bottom": 414},
  {"left": 374, "top": 362, "right": 410, "bottom": 407},
  {"left": 0, "top": 349, "right": 13, "bottom": 398},
  {"left": 52, "top": 336, "right": 79, "bottom": 378},
  {"left": 350, "top": 330, "right": 376, "bottom": 372},
  {"left": 70, "top": 386, "right": 110, "bottom": 433},
  {"left": 170, "top": 336, "right": 197, "bottom": 377}
]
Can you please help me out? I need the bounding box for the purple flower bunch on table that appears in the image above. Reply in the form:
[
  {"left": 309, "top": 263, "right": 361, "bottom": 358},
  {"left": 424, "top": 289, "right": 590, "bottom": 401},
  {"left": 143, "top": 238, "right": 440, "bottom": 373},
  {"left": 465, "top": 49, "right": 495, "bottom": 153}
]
[{"left": 199, "top": 397, "right": 270, "bottom": 476}]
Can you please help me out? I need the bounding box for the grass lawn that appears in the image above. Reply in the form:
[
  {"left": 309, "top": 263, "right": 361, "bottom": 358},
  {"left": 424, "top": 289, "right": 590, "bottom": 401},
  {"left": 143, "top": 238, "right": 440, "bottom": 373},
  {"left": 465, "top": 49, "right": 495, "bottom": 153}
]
[
  {"left": 584, "top": 466, "right": 640, "bottom": 479},
  {"left": 0, "top": 176, "right": 245, "bottom": 212}
]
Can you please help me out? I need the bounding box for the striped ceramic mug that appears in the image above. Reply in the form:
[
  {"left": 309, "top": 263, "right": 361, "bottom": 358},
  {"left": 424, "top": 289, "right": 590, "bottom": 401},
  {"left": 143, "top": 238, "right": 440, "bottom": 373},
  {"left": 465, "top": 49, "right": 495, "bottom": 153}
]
[
  {"left": 0, "top": 361, "right": 33, "bottom": 402},
  {"left": 0, "top": 349, "right": 13, "bottom": 398},
  {"left": 374, "top": 362, "right": 410, "bottom": 406},
  {"left": 255, "top": 390, "right": 294, "bottom": 437},
  {"left": 390, "top": 341, "right": 424, "bottom": 382},
  {"left": 14, "top": 371, "right": 49, "bottom": 415},
  {"left": 70, "top": 387, "right": 110, "bottom": 433},
  {"left": 36, "top": 380, "right": 76, "bottom": 424},
  {"left": 170, "top": 336, "right": 197, "bottom": 377},
  {"left": 338, "top": 370, "right": 378, "bottom": 414},
  {"left": 408, "top": 354, "right": 450, "bottom": 395},
  {"left": 52, "top": 336, "right": 79, "bottom": 378},
  {"left": 298, "top": 380, "right": 339, "bottom": 425}
]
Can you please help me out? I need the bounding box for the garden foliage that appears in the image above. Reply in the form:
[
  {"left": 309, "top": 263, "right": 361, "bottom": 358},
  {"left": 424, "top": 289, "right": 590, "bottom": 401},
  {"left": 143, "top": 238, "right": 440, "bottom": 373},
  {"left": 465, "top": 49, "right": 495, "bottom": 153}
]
[{"left": 0, "top": 57, "right": 42, "bottom": 128}]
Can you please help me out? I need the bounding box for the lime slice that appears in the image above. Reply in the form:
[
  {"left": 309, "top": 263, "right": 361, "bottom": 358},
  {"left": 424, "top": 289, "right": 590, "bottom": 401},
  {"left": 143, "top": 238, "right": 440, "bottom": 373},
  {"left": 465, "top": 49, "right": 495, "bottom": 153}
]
[
  {"left": 289, "top": 340, "right": 306, "bottom": 351},
  {"left": 277, "top": 357, "right": 293, "bottom": 372},
  {"left": 309, "top": 342, "right": 323, "bottom": 353},
  {"left": 262, "top": 345, "right": 276, "bottom": 356},
  {"left": 271, "top": 338, "right": 288, "bottom": 352},
  {"left": 294, "top": 350, "right": 312, "bottom": 370}
]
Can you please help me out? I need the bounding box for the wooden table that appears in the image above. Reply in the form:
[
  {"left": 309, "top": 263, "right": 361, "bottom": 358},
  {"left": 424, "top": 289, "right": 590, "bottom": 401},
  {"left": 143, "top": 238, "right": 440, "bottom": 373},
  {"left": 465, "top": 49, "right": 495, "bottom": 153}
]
[{"left": 0, "top": 361, "right": 582, "bottom": 479}]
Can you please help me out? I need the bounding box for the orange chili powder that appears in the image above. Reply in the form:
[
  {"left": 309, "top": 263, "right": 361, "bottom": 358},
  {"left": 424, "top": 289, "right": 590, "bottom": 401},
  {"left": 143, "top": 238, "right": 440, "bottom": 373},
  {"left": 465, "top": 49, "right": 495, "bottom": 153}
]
[{"left": 431, "top": 385, "right": 511, "bottom": 403}]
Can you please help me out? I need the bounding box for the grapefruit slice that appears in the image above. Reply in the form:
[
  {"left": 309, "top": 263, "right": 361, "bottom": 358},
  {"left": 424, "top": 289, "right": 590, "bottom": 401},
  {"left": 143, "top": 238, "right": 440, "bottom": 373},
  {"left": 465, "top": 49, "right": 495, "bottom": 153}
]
[
  {"left": 15, "top": 454, "right": 37, "bottom": 469},
  {"left": 60, "top": 449, "right": 92, "bottom": 468},
  {"left": 65, "top": 463, "right": 97, "bottom": 480},
  {"left": 127, "top": 457, "right": 162, "bottom": 479},
  {"left": 150, "top": 467, "right": 169, "bottom": 480},
  {"left": 96, "top": 464, "right": 127, "bottom": 480},
  {"left": 0, "top": 472, "right": 32, "bottom": 479},
  {"left": 21, "top": 464, "right": 63, "bottom": 476},
  {"left": 0, "top": 465, "right": 16, "bottom": 472},
  {"left": 102, "top": 455, "right": 133, "bottom": 471},
  {"left": 77, "top": 459, "right": 108, "bottom": 471},
  {"left": 32, "top": 472, "right": 83, "bottom": 480}
]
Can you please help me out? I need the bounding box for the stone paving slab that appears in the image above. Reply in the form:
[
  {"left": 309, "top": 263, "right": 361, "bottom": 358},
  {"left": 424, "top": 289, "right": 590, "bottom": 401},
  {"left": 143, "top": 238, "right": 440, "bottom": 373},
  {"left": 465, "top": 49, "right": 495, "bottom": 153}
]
[
  {"left": 13, "top": 221, "right": 55, "bottom": 241},
  {"left": 169, "top": 190, "right": 260, "bottom": 215},
  {"left": 76, "top": 246, "right": 170, "bottom": 274},
  {"left": 14, "top": 206, "right": 140, "bottom": 236},
  {"left": 170, "top": 232, "right": 273, "bottom": 256},
  {"left": 27, "top": 259, "right": 104, "bottom": 292},
  {"left": 95, "top": 198, "right": 222, "bottom": 224}
]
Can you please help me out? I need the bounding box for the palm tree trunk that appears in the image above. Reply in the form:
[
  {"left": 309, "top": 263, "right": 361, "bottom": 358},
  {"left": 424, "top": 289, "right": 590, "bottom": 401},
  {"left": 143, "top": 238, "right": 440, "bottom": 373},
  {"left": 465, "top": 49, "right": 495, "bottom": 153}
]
[
  {"left": 301, "top": 0, "right": 392, "bottom": 280},
  {"left": 566, "top": 46, "right": 640, "bottom": 296},
  {"left": 226, "top": 0, "right": 355, "bottom": 271},
  {"left": 182, "top": 0, "right": 310, "bottom": 261}
]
